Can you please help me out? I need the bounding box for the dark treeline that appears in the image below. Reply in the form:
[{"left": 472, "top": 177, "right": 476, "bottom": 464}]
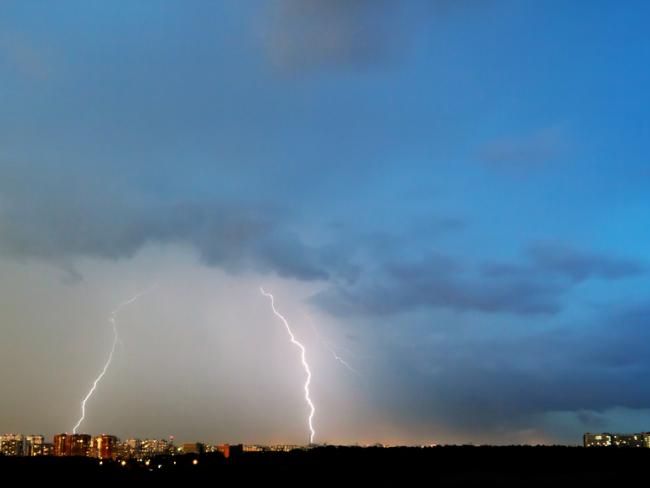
[{"left": 2, "top": 446, "right": 648, "bottom": 485}]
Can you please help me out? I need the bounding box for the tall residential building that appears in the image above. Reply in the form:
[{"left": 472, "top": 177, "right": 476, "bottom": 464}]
[
  {"left": 91, "top": 435, "right": 119, "bottom": 460},
  {"left": 25, "top": 435, "right": 44, "bottom": 456},
  {"left": 208, "top": 444, "right": 243, "bottom": 458},
  {"left": 0, "top": 434, "right": 46, "bottom": 456},
  {"left": 643, "top": 433, "right": 650, "bottom": 448},
  {"left": 583, "top": 433, "right": 612, "bottom": 447},
  {"left": 118, "top": 438, "right": 142, "bottom": 459},
  {"left": 53, "top": 433, "right": 91, "bottom": 457},
  {"left": 0, "top": 434, "right": 26, "bottom": 456},
  {"left": 584, "top": 432, "right": 648, "bottom": 448},
  {"left": 41, "top": 443, "right": 54, "bottom": 456},
  {"left": 612, "top": 434, "right": 644, "bottom": 448},
  {"left": 140, "top": 439, "right": 172, "bottom": 457},
  {"left": 181, "top": 442, "right": 205, "bottom": 455},
  {"left": 52, "top": 434, "right": 66, "bottom": 456}
]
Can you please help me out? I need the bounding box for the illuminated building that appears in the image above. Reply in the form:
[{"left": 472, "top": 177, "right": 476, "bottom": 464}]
[
  {"left": 41, "top": 443, "right": 53, "bottom": 456},
  {"left": 243, "top": 445, "right": 268, "bottom": 452},
  {"left": 53, "top": 433, "right": 91, "bottom": 457},
  {"left": 612, "top": 434, "right": 644, "bottom": 448},
  {"left": 182, "top": 442, "right": 205, "bottom": 455},
  {"left": 583, "top": 433, "right": 612, "bottom": 447},
  {"left": 215, "top": 444, "right": 230, "bottom": 458},
  {"left": 224, "top": 444, "right": 242, "bottom": 458},
  {"left": 25, "top": 435, "right": 44, "bottom": 456},
  {"left": 0, "top": 434, "right": 47, "bottom": 456},
  {"left": 53, "top": 434, "right": 67, "bottom": 456},
  {"left": 203, "top": 443, "right": 243, "bottom": 458},
  {"left": 69, "top": 434, "right": 91, "bottom": 456},
  {"left": 92, "top": 434, "right": 119, "bottom": 459},
  {"left": 118, "top": 438, "right": 142, "bottom": 459},
  {"left": 268, "top": 444, "right": 301, "bottom": 452},
  {"left": 584, "top": 432, "right": 647, "bottom": 448},
  {"left": 140, "top": 439, "right": 173, "bottom": 457},
  {"left": 0, "top": 434, "right": 26, "bottom": 456},
  {"left": 644, "top": 433, "right": 650, "bottom": 448}
]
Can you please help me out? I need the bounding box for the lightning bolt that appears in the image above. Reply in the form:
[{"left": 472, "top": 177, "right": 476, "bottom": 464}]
[
  {"left": 72, "top": 285, "right": 156, "bottom": 434},
  {"left": 309, "top": 320, "right": 361, "bottom": 377},
  {"left": 324, "top": 343, "right": 362, "bottom": 377},
  {"left": 260, "top": 287, "right": 316, "bottom": 445}
]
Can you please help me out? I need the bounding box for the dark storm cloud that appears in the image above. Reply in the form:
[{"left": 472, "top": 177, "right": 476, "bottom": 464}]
[
  {"left": 575, "top": 410, "right": 606, "bottom": 429},
  {"left": 368, "top": 304, "right": 650, "bottom": 437},
  {"left": 482, "top": 243, "right": 645, "bottom": 283},
  {"left": 313, "top": 245, "right": 645, "bottom": 318},
  {"left": 2, "top": 154, "right": 642, "bottom": 316},
  {"left": 528, "top": 242, "right": 646, "bottom": 282},
  {"left": 312, "top": 253, "right": 564, "bottom": 317},
  {"left": 313, "top": 278, "right": 563, "bottom": 317},
  {"left": 0, "top": 195, "right": 351, "bottom": 282},
  {"left": 0, "top": 156, "right": 357, "bottom": 282}
]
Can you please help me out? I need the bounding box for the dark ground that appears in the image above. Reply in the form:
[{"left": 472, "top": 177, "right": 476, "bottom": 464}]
[{"left": 1, "top": 446, "right": 648, "bottom": 486}]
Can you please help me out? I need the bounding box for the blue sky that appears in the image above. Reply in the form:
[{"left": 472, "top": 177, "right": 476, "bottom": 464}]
[{"left": 1, "top": 1, "right": 649, "bottom": 445}]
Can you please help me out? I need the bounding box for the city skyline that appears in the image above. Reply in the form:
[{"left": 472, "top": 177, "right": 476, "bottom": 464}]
[
  {"left": 1, "top": 1, "right": 650, "bottom": 446},
  {"left": 0, "top": 431, "right": 428, "bottom": 460},
  {"left": 6, "top": 428, "right": 650, "bottom": 457}
]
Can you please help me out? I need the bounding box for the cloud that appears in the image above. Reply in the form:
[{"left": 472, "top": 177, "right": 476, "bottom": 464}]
[
  {"left": 364, "top": 303, "right": 650, "bottom": 441},
  {"left": 528, "top": 242, "right": 645, "bottom": 282},
  {"left": 261, "top": 0, "right": 478, "bottom": 73},
  {"left": 575, "top": 410, "right": 606, "bottom": 429},
  {"left": 313, "top": 244, "right": 645, "bottom": 318},
  {"left": 311, "top": 253, "right": 564, "bottom": 317},
  {"left": 482, "top": 243, "right": 645, "bottom": 283},
  {"left": 4, "top": 156, "right": 640, "bottom": 316},
  {"left": 263, "top": 0, "right": 405, "bottom": 73},
  {"left": 480, "top": 127, "right": 567, "bottom": 170},
  {"left": 0, "top": 195, "right": 352, "bottom": 283}
]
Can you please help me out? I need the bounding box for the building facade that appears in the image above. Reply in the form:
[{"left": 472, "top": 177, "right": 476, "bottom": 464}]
[
  {"left": 181, "top": 442, "right": 205, "bottom": 455},
  {"left": 0, "top": 434, "right": 46, "bottom": 456},
  {"left": 117, "top": 438, "right": 142, "bottom": 459},
  {"left": 0, "top": 434, "right": 26, "bottom": 456},
  {"left": 584, "top": 432, "right": 649, "bottom": 448},
  {"left": 612, "top": 434, "right": 644, "bottom": 448},
  {"left": 25, "top": 435, "right": 44, "bottom": 456},
  {"left": 91, "top": 435, "right": 118, "bottom": 460},
  {"left": 53, "top": 433, "right": 91, "bottom": 457},
  {"left": 583, "top": 433, "right": 612, "bottom": 447},
  {"left": 140, "top": 439, "right": 173, "bottom": 457}
]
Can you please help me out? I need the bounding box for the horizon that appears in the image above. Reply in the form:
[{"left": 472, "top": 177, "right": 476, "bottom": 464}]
[{"left": 0, "top": 430, "right": 593, "bottom": 448}]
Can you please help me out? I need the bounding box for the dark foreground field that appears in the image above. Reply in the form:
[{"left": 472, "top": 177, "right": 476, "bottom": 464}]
[{"left": 2, "top": 446, "right": 648, "bottom": 486}]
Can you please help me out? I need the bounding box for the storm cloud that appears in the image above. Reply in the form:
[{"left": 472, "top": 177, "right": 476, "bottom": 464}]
[
  {"left": 311, "top": 245, "right": 644, "bottom": 318},
  {"left": 364, "top": 303, "right": 650, "bottom": 442},
  {"left": 0, "top": 193, "right": 352, "bottom": 282}
]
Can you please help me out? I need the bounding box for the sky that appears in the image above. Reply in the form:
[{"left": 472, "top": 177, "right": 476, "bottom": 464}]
[{"left": 1, "top": 0, "right": 649, "bottom": 446}]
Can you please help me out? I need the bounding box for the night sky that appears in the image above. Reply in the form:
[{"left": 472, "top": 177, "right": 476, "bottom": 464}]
[{"left": 1, "top": 1, "right": 649, "bottom": 446}]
